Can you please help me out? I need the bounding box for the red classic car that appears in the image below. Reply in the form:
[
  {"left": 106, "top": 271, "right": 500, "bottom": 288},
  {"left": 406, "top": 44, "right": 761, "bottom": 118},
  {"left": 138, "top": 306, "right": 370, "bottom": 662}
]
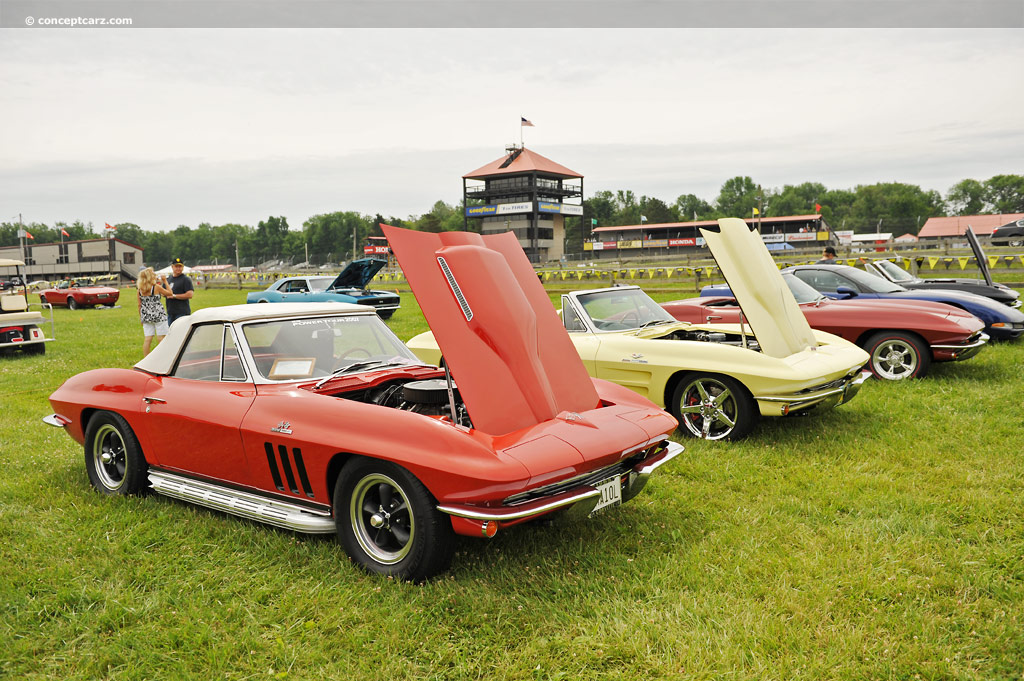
[
  {"left": 39, "top": 279, "right": 120, "bottom": 309},
  {"left": 663, "top": 273, "right": 988, "bottom": 380},
  {"left": 45, "top": 227, "right": 681, "bottom": 580}
]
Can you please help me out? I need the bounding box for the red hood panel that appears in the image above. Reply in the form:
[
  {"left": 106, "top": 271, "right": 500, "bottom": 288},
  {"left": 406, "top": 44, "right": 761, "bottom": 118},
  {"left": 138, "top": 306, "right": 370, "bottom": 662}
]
[{"left": 381, "top": 225, "right": 600, "bottom": 435}]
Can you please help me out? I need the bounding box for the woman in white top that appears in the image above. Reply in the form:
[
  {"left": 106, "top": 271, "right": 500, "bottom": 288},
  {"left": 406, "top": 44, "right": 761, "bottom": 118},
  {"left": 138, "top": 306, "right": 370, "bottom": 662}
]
[{"left": 137, "top": 267, "right": 172, "bottom": 356}]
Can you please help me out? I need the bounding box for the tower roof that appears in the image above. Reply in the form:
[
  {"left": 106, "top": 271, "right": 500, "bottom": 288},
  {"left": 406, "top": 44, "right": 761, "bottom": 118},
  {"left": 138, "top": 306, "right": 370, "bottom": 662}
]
[{"left": 463, "top": 147, "right": 582, "bottom": 180}]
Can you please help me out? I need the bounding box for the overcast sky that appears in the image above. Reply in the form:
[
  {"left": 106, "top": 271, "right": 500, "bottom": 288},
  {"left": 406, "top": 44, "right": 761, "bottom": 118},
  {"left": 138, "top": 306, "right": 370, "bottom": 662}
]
[{"left": 1, "top": 29, "right": 1021, "bottom": 232}]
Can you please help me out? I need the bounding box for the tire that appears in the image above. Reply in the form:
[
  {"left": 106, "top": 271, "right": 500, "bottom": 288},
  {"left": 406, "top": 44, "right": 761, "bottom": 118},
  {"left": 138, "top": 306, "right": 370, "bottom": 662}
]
[
  {"left": 671, "top": 373, "right": 758, "bottom": 441},
  {"left": 377, "top": 310, "right": 395, "bottom": 320},
  {"left": 67, "top": 297, "right": 78, "bottom": 310},
  {"left": 1009, "top": 239, "right": 1024, "bottom": 248},
  {"left": 39, "top": 295, "right": 47, "bottom": 305},
  {"left": 863, "top": 331, "right": 930, "bottom": 380},
  {"left": 333, "top": 457, "right": 454, "bottom": 581},
  {"left": 83, "top": 411, "right": 149, "bottom": 495},
  {"left": 23, "top": 342, "right": 45, "bottom": 355}
]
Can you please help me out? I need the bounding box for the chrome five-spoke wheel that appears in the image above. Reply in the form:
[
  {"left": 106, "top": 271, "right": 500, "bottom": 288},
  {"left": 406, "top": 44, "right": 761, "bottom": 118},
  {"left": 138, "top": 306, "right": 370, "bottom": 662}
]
[{"left": 672, "top": 373, "right": 756, "bottom": 441}]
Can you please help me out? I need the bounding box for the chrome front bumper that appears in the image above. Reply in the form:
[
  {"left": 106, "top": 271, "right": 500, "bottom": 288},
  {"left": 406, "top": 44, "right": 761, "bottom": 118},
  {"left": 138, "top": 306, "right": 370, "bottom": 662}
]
[
  {"left": 931, "top": 332, "right": 989, "bottom": 362},
  {"left": 754, "top": 369, "right": 871, "bottom": 415},
  {"left": 436, "top": 440, "right": 684, "bottom": 523}
]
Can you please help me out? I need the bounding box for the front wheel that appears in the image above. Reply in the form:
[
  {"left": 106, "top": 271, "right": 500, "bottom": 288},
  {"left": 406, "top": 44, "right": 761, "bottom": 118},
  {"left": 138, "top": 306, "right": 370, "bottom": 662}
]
[
  {"left": 67, "top": 297, "right": 78, "bottom": 310},
  {"left": 671, "top": 373, "right": 757, "bottom": 441},
  {"left": 334, "top": 457, "right": 454, "bottom": 581},
  {"left": 83, "top": 411, "right": 149, "bottom": 495},
  {"left": 864, "top": 331, "right": 930, "bottom": 380}
]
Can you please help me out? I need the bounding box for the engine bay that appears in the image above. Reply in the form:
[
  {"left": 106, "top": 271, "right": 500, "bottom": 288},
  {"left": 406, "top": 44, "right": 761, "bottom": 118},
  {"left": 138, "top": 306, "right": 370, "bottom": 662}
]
[
  {"left": 321, "top": 375, "right": 473, "bottom": 427},
  {"left": 653, "top": 328, "right": 761, "bottom": 352}
]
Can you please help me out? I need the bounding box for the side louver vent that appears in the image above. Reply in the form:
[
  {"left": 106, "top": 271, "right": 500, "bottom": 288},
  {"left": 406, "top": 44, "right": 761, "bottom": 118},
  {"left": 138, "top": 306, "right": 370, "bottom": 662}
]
[{"left": 264, "top": 442, "right": 315, "bottom": 498}]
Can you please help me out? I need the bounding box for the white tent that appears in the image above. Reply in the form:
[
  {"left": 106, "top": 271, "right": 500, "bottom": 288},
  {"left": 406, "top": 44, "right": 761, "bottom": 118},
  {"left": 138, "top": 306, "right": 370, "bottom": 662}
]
[{"left": 153, "top": 264, "right": 197, "bottom": 276}]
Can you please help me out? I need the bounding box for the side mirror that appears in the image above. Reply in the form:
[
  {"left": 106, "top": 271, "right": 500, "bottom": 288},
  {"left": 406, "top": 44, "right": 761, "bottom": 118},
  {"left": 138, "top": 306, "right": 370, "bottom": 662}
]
[{"left": 835, "top": 285, "right": 858, "bottom": 299}]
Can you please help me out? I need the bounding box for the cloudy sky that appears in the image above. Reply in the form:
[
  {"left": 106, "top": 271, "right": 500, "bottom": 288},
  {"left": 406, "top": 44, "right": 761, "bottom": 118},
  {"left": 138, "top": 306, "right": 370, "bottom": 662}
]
[{"left": 1, "top": 28, "right": 1021, "bottom": 231}]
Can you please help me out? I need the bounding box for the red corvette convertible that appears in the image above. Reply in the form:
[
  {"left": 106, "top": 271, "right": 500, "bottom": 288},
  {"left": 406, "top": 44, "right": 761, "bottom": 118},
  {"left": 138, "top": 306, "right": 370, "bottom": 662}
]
[
  {"left": 39, "top": 279, "right": 120, "bottom": 309},
  {"left": 663, "top": 273, "right": 988, "bottom": 380},
  {"left": 45, "top": 227, "right": 681, "bottom": 580}
]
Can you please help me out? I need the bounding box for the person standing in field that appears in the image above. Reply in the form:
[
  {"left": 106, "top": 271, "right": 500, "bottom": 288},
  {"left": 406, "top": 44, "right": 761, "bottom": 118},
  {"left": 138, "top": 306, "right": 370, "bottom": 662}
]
[
  {"left": 137, "top": 267, "right": 171, "bottom": 356},
  {"left": 165, "top": 257, "right": 195, "bottom": 326}
]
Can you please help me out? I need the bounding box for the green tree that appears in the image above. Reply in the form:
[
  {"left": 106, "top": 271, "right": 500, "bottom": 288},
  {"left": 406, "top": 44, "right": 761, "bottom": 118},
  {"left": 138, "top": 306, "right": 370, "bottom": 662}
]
[
  {"left": 638, "top": 195, "right": 676, "bottom": 224},
  {"left": 768, "top": 182, "right": 827, "bottom": 217},
  {"left": 674, "top": 194, "right": 713, "bottom": 222},
  {"left": 714, "top": 176, "right": 759, "bottom": 218},
  {"left": 946, "top": 179, "right": 986, "bottom": 215},
  {"left": 848, "top": 182, "right": 944, "bottom": 234},
  {"left": 984, "top": 174, "right": 1024, "bottom": 214}
]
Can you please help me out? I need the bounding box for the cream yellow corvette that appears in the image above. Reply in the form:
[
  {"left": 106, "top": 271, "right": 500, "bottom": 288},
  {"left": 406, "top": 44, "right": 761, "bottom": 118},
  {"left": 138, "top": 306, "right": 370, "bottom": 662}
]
[{"left": 408, "top": 218, "right": 871, "bottom": 440}]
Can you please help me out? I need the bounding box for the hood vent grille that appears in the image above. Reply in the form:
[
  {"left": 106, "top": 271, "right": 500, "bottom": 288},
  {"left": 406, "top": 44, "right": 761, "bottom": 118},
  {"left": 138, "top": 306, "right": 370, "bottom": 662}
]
[{"left": 437, "top": 256, "right": 473, "bottom": 321}]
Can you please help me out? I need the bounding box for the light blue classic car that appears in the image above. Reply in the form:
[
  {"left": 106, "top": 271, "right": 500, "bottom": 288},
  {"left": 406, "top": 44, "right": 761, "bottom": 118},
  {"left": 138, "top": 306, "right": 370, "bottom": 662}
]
[{"left": 246, "top": 259, "right": 400, "bottom": 319}]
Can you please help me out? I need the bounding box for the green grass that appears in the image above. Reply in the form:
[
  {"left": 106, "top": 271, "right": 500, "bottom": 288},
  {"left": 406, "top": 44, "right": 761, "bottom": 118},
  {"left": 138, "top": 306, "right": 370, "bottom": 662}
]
[{"left": 2, "top": 288, "right": 1023, "bottom": 680}]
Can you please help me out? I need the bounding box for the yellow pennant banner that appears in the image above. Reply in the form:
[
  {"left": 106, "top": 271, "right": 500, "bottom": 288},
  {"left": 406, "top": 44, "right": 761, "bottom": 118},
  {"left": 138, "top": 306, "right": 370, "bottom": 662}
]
[{"left": 957, "top": 257, "right": 969, "bottom": 270}]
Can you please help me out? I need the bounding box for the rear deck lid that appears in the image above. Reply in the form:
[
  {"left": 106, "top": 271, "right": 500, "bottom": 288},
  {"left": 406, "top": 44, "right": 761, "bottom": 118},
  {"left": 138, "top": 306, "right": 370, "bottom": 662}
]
[
  {"left": 700, "top": 218, "right": 818, "bottom": 358},
  {"left": 381, "top": 224, "right": 600, "bottom": 435}
]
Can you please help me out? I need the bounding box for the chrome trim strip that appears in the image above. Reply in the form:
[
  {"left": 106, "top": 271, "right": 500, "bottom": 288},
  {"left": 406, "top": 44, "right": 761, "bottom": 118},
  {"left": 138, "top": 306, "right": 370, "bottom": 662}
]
[
  {"left": 438, "top": 488, "right": 601, "bottom": 522},
  {"left": 437, "top": 256, "right": 473, "bottom": 321},
  {"left": 931, "top": 332, "right": 989, "bottom": 351},
  {"left": 148, "top": 470, "right": 336, "bottom": 534},
  {"left": 754, "top": 370, "right": 869, "bottom": 407},
  {"left": 635, "top": 441, "right": 684, "bottom": 476}
]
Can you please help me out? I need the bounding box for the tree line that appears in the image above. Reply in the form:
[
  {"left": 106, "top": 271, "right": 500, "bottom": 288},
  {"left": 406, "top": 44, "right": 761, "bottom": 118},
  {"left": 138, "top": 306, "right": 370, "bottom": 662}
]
[{"left": 3, "top": 174, "right": 1021, "bottom": 266}]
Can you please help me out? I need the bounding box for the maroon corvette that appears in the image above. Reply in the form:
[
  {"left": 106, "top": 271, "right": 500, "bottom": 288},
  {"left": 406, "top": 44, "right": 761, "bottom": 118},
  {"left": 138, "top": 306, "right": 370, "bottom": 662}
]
[
  {"left": 39, "top": 279, "right": 120, "bottom": 309},
  {"left": 663, "top": 273, "right": 988, "bottom": 380}
]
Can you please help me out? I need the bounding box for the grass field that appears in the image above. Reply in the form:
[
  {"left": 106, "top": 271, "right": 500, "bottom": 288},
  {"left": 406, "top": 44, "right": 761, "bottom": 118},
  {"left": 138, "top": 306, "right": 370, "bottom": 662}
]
[{"left": 2, "top": 287, "right": 1023, "bottom": 680}]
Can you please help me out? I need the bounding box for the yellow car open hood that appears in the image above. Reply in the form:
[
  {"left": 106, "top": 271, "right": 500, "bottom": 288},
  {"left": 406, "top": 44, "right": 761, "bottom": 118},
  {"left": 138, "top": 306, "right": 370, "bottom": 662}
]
[{"left": 700, "top": 218, "right": 818, "bottom": 358}]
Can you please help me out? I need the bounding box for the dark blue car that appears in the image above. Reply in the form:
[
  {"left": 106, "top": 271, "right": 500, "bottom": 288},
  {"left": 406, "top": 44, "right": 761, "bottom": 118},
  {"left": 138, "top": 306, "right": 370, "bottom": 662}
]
[{"left": 782, "top": 264, "right": 1024, "bottom": 341}]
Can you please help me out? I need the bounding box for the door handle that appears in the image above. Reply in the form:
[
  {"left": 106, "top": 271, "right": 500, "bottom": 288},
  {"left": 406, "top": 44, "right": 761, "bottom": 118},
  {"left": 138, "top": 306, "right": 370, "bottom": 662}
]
[
  {"left": 706, "top": 315, "right": 722, "bottom": 322},
  {"left": 143, "top": 397, "right": 167, "bottom": 404}
]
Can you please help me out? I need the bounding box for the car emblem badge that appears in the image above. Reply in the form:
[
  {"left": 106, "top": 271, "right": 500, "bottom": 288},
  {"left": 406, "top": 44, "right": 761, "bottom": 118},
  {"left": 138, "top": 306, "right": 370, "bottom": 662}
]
[
  {"left": 631, "top": 353, "right": 644, "bottom": 359},
  {"left": 565, "top": 412, "right": 582, "bottom": 421},
  {"left": 271, "top": 421, "right": 293, "bottom": 435}
]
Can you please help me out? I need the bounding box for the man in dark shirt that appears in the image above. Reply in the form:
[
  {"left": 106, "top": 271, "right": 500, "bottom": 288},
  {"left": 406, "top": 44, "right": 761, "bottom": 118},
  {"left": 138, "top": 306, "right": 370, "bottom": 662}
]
[
  {"left": 816, "top": 246, "right": 837, "bottom": 264},
  {"left": 165, "top": 258, "right": 195, "bottom": 326}
]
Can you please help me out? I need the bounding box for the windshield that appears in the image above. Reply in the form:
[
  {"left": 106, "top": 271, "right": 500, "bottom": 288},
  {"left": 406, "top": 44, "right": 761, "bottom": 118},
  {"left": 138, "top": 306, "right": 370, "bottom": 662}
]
[
  {"left": 835, "top": 266, "right": 906, "bottom": 293},
  {"left": 782, "top": 274, "right": 825, "bottom": 304},
  {"left": 242, "top": 314, "right": 422, "bottom": 381},
  {"left": 576, "top": 288, "right": 676, "bottom": 331},
  {"left": 873, "top": 260, "right": 915, "bottom": 282}
]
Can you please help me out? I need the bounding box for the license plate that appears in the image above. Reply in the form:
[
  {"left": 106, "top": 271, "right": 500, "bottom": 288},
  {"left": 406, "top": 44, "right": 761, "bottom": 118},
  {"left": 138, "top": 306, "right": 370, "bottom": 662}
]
[{"left": 591, "top": 475, "right": 623, "bottom": 515}]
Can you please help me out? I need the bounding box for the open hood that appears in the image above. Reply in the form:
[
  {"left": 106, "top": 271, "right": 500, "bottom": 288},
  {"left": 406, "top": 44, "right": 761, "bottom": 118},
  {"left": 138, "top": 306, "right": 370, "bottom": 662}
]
[
  {"left": 329, "top": 258, "right": 386, "bottom": 290},
  {"left": 381, "top": 224, "right": 599, "bottom": 435},
  {"left": 700, "top": 218, "right": 818, "bottom": 358},
  {"left": 965, "top": 227, "right": 994, "bottom": 286}
]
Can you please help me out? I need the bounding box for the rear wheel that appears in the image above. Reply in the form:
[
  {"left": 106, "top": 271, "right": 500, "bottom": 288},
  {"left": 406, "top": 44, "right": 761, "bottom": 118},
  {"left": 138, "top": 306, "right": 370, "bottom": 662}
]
[
  {"left": 864, "top": 331, "right": 930, "bottom": 380},
  {"left": 671, "top": 373, "right": 757, "bottom": 441},
  {"left": 334, "top": 457, "right": 454, "bottom": 581},
  {"left": 83, "top": 411, "right": 149, "bottom": 495}
]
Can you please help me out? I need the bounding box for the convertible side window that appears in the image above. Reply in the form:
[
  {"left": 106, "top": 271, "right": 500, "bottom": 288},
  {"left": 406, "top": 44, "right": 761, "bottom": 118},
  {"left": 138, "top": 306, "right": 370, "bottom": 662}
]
[
  {"left": 173, "top": 324, "right": 247, "bottom": 382},
  {"left": 562, "top": 301, "right": 586, "bottom": 332},
  {"left": 221, "top": 328, "right": 247, "bottom": 381}
]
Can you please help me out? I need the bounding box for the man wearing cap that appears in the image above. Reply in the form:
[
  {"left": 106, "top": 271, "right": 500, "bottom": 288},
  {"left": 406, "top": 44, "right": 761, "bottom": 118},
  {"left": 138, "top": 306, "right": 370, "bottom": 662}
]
[
  {"left": 816, "top": 246, "right": 838, "bottom": 264},
  {"left": 165, "top": 258, "right": 195, "bottom": 326}
]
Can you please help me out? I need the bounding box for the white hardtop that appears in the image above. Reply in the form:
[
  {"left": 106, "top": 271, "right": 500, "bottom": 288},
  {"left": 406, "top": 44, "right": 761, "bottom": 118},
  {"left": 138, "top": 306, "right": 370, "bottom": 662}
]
[{"left": 134, "top": 302, "right": 374, "bottom": 375}]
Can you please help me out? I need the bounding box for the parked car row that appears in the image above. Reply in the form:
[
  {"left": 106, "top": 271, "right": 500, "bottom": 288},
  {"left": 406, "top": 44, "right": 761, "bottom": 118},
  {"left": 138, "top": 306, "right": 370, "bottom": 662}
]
[{"left": 41, "top": 218, "right": 1020, "bottom": 580}]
